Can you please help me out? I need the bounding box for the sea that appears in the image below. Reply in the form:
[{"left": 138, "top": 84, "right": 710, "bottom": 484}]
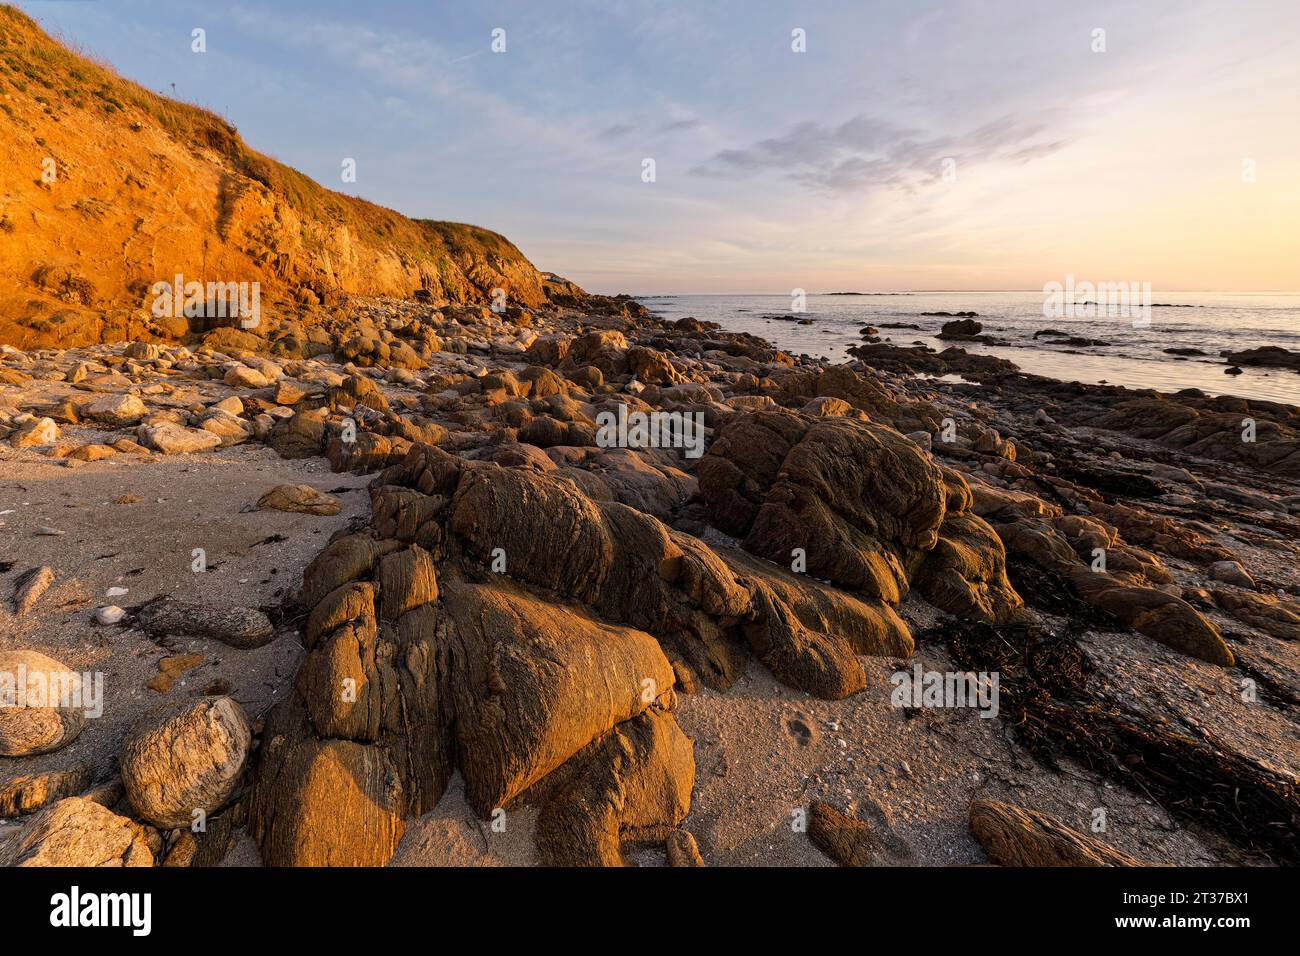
[{"left": 637, "top": 292, "right": 1300, "bottom": 406}]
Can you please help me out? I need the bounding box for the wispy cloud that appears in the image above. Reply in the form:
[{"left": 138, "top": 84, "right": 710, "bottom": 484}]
[{"left": 693, "top": 112, "right": 1068, "bottom": 195}]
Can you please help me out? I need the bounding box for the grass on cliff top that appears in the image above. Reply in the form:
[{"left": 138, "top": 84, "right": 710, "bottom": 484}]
[{"left": 0, "top": 4, "right": 528, "bottom": 267}]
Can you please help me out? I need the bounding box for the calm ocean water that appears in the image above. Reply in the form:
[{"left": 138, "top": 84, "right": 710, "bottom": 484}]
[{"left": 638, "top": 292, "right": 1300, "bottom": 406}]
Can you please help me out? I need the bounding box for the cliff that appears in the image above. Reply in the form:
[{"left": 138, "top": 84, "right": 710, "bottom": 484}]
[{"left": 0, "top": 4, "right": 579, "bottom": 348}]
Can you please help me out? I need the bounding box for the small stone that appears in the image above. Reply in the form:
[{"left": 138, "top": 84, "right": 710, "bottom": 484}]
[
  {"left": 146, "top": 653, "right": 204, "bottom": 694},
  {"left": 94, "top": 605, "right": 125, "bottom": 625},
  {"left": 13, "top": 566, "right": 55, "bottom": 616},
  {"left": 198, "top": 410, "right": 253, "bottom": 446},
  {"left": 1208, "top": 560, "right": 1255, "bottom": 589},
  {"left": 124, "top": 342, "right": 161, "bottom": 361},
  {"left": 210, "top": 396, "right": 244, "bottom": 415},
  {"left": 136, "top": 600, "right": 274, "bottom": 648},
  {"left": 224, "top": 364, "right": 273, "bottom": 389}
]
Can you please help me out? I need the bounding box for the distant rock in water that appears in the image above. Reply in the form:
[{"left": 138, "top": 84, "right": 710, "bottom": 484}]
[
  {"left": 1033, "top": 331, "right": 1111, "bottom": 347},
  {"left": 1224, "top": 346, "right": 1300, "bottom": 371},
  {"left": 920, "top": 311, "right": 979, "bottom": 317},
  {"left": 1164, "top": 347, "right": 1207, "bottom": 356},
  {"left": 936, "top": 318, "right": 983, "bottom": 339}
]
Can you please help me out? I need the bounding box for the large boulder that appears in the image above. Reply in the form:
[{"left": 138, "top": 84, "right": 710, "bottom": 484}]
[
  {"left": 914, "top": 512, "right": 1025, "bottom": 624},
  {"left": 9, "top": 417, "right": 58, "bottom": 448},
  {"left": 251, "top": 731, "right": 405, "bottom": 867},
  {"left": 267, "top": 410, "right": 329, "bottom": 459},
  {"left": 725, "top": 548, "right": 913, "bottom": 699},
  {"left": 442, "top": 573, "right": 677, "bottom": 815},
  {"left": 0, "top": 797, "right": 157, "bottom": 867},
  {"left": 120, "top": 696, "right": 252, "bottom": 828},
  {"left": 82, "top": 392, "right": 147, "bottom": 426},
  {"left": 535, "top": 708, "right": 694, "bottom": 866},
  {"left": 937, "top": 318, "right": 983, "bottom": 339},
  {"left": 0, "top": 650, "right": 88, "bottom": 756}
]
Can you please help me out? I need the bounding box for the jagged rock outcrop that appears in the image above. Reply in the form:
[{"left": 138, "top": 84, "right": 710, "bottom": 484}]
[
  {"left": 973, "top": 483, "right": 1234, "bottom": 665},
  {"left": 698, "top": 409, "right": 1023, "bottom": 624}
]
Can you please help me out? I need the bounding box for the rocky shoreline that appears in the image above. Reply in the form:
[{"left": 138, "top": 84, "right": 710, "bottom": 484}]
[{"left": 2, "top": 295, "right": 1298, "bottom": 867}]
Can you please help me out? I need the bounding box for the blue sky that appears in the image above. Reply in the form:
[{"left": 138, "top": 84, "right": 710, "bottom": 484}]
[{"left": 17, "top": 0, "right": 1300, "bottom": 292}]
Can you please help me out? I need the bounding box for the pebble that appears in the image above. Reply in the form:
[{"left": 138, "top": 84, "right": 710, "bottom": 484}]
[{"left": 94, "top": 606, "right": 125, "bottom": 625}]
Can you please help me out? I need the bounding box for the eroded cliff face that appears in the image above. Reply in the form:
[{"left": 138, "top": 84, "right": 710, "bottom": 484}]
[{"left": 0, "top": 5, "right": 573, "bottom": 349}]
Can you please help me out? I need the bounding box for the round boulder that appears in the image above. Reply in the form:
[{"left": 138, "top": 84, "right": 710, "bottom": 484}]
[
  {"left": 120, "top": 696, "right": 252, "bottom": 828},
  {"left": 0, "top": 650, "right": 88, "bottom": 756}
]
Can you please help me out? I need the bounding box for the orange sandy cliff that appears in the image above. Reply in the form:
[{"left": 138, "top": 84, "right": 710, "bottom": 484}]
[{"left": 0, "top": 4, "right": 577, "bottom": 349}]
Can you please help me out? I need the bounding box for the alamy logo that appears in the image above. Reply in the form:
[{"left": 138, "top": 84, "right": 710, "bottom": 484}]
[
  {"left": 0, "top": 664, "right": 102, "bottom": 718},
  {"left": 595, "top": 404, "right": 706, "bottom": 459},
  {"left": 50, "top": 886, "right": 151, "bottom": 936},
  {"left": 150, "top": 273, "right": 261, "bottom": 329},
  {"left": 1042, "top": 274, "right": 1151, "bottom": 327},
  {"left": 890, "top": 665, "right": 999, "bottom": 718}
]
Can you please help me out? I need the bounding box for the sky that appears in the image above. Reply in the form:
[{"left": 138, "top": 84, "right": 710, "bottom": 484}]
[{"left": 16, "top": 0, "right": 1300, "bottom": 293}]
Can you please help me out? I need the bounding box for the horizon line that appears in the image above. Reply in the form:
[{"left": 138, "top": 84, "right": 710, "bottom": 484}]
[{"left": 613, "top": 289, "right": 1300, "bottom": 297}]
